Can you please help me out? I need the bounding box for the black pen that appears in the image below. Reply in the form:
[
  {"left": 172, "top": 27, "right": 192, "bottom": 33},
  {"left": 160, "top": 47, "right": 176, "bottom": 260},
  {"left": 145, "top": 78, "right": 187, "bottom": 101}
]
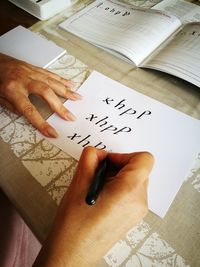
[{"left": 85, "top": 157, "right": 108, "bottom": 205}]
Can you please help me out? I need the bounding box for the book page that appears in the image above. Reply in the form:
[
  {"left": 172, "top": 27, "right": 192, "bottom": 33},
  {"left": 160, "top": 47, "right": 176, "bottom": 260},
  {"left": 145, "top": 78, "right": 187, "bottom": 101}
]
[
  {"left": 59, "top": 0, "right": 181, "bottom": 65},
  {"left": 144, "top": 23, "right": 200, "bottom": 87},
  {"left": 152, "top": 0, "right": 200, "bottom": 23},
  {"left": 43, "top": 71, "right": 200, "bottom": 218}
]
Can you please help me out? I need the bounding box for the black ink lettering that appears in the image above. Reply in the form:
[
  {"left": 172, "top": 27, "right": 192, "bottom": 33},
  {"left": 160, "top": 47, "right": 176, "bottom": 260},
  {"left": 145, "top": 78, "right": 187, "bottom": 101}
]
[
  {"left": 110, "top": 8, "right": 115, "bottom": 13},
  {"left": 114, "top": 127, "right": 131, "bottom": 135},
  {"left": 119, "top": 108, "right": 136, "bottom": 116},
  {"left": 136, "top": 110, "right": 151, "bottom": 119},
  {"left": 95, "top": 142, "right": 107, "bottom": 150},
  {"left": 67, "top": 133, "right": 81, "bottom": 140},
  {"left": 102, "top": 5, "right": 132, "bottom": 16},
  {"left": 102, "top": 97, "right": 114, "bottom": 105},
  {"left": 95, "top": 116, "right": 109, "bottom": 127},
  {"left": 114, "top": 99, "right": 126, "bottom": 110},
  {"left": 122, "top": 11, "right": 130, "bottom": 16},
  {"left": 102, "top": 97, "right": 151, "bottom": 120},
  {"left": 78, "top": 135, "right": 91, "bottom": 147},
  {"left": 100, "top": 125, "right": 118, "bottom": 133},
  {"left": 85, "top": 114, "right": 98, "bottom": 121}
]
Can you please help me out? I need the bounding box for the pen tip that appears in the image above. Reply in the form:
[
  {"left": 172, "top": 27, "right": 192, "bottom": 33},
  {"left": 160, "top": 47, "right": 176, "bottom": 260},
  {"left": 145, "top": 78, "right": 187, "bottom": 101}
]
[{"left": 85, "top": 196, "right": 96, "bottom": 205}]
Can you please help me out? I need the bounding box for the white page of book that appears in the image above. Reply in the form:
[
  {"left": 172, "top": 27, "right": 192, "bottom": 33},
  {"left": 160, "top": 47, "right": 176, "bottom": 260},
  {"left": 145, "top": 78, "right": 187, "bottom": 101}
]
[
  {"left": 144, "top": 23, "right": 200, "bottom": 87},
  {"left": 152, "top": 0, "right": 200, "bottom": 23},
  {"left": 0, "top": 26, "right": 66, "bottom": 68},
  {"left": 59, "top": 0, "right": 181, "bottom": 66},
  {"left": 44, "top": 71, "right": 200, "bottom": 218}
]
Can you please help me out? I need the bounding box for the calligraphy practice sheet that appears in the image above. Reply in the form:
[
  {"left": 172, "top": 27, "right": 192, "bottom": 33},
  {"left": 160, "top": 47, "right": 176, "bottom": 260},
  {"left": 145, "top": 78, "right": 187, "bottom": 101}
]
[{"left": 46, "top": 71, "right": 200, "bottom": 217}]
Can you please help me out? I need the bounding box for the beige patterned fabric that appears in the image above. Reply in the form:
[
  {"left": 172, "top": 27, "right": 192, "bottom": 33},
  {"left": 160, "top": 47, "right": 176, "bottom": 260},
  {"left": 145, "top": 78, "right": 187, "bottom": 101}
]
[{"left": 0, "top": 1, "right": 200, "bottom": 266}]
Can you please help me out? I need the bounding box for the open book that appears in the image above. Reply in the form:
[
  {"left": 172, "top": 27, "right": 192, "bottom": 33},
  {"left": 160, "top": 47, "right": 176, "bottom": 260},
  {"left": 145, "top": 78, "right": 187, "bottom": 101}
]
[{"left": 59, "top": 0, "right": 200, "bottom": 87}]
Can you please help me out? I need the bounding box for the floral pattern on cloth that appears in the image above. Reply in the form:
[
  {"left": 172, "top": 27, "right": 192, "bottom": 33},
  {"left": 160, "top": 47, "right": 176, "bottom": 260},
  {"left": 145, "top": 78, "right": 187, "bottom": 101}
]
[{"left": 104, "top": 223, "right": 190, "bottom": 266}]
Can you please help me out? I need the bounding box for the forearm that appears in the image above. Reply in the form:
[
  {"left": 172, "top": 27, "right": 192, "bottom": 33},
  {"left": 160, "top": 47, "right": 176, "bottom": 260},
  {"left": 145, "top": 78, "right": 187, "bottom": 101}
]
[{"left": 33, "top": 226, "right": 99, "bottom": 267}]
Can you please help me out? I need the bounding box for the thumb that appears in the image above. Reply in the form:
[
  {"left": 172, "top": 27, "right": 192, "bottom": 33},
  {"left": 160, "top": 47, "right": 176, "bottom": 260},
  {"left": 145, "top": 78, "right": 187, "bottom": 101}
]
[{"left": 71, "top": 147, "right": 108, "bottom": 195}]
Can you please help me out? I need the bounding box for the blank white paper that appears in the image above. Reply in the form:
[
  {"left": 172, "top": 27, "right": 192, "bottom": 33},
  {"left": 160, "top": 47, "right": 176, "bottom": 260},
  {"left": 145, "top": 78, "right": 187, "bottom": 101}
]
[{"left": 0, "top": 25, "right": 66, "bottom": 68}]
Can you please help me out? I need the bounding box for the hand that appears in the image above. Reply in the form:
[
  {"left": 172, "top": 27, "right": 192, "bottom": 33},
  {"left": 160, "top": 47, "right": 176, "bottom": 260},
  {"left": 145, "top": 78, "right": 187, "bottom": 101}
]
[
  {"left": 0, "top": 53, "right": 82, "bottom": 137},
  {"left": 33, "top": 147, "right": 154, "bottom": 267}
]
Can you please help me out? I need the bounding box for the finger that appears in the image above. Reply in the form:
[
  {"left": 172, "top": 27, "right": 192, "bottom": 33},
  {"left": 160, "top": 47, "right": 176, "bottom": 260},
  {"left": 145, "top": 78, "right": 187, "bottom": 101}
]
[
  {"left": 29, "top": 64, "right": 75, "bottom": 88},
  {"left": 72, "top": 147, "right": 108, "bottom": 193},
  {"left": 12, "top": 94, "right": 58, "bottom": 137},
  {"left": 10, "top": 60, "right": 82, "bottom": 100},
  {"left": 108, "top": 151, "right": 154, "bottom": 176},
  {"left": 27, "top": 80, "right": 77, "bottom": 121},
  {"left": 45, "top": 77, "right": 82, "bottom": 100},
  {"left": 118, "top": 151, "right": 154, "bottom": 179},
  {"left": 29, "top": 74, "right": 82, "bottom": 101},
  {"left": 108, "top": 152, "right": 154, "bottom": 191},
  {"left": 0, "top": 96, "right": 19, "bottom": 114},
  {"left": 101, "top": 152, "right": 153, "bottom": 221}
]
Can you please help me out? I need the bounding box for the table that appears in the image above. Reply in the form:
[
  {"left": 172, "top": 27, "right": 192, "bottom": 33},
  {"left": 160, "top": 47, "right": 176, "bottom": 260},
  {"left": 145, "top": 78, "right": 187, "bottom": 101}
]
[
  {"left": 0, "top": 0, "right": 38, "bottom": 35},
  {"left": 0, "top": 1, "right": 200, "bottom": 266}
]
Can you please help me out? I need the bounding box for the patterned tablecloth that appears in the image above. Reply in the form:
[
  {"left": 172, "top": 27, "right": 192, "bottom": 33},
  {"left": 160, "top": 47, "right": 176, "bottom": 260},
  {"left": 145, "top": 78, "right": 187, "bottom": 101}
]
[{"left": 0, "top": 1, "right": 200, "bottom": 266}]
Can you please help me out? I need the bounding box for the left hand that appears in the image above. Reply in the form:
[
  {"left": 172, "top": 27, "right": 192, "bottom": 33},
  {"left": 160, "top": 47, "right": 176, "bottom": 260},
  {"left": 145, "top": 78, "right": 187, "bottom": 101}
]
[{"left": 0, "top": 53, "right": 82, "bottom": 137}]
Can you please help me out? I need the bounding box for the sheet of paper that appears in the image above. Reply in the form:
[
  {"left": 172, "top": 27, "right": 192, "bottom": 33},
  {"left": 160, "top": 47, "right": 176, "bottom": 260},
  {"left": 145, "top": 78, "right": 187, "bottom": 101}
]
[
  {"left": 59, "top": 0, "right": 181, "bottom": 65},
  {"left": 0, "top": 25, "right": 66, "bottom": 68},
  {"left": 45, "top": 71, "right": 200, "bottom": 218},
  {"left": 144, "top": 23, "right": 200, "bottom": 87},
  {"left": 152, "top": 0, "right": 200, "bottom": 23}
]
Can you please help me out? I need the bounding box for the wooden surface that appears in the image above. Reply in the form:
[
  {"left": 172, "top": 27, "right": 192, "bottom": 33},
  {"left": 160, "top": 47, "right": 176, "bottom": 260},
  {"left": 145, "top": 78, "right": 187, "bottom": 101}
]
[{"left": 0, "top": 0, "right": 38, "bottom": 35}]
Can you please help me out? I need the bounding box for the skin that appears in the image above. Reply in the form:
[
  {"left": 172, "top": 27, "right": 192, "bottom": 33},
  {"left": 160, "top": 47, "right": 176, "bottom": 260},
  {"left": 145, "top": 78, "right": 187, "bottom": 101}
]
[
  {"left": 33, "top": 147, "right": 154, "bottom": 267},
  {"left": 0, "top": 54, "right": 154, "bottom": 266},
  {"left": 0, "top": 53, "right": 82, "bottom": 137}
]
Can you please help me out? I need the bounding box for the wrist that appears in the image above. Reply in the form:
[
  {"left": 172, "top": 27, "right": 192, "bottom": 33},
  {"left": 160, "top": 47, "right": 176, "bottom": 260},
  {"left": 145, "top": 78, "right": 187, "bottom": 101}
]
[{"left": 33, "top": 231, "right": 98, "bottom": 267}]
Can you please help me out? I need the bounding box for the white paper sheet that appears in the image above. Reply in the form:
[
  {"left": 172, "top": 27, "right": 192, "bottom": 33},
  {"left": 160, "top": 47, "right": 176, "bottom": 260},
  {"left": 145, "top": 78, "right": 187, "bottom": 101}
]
[
  {"left": 46, "top": 71, "right": 200, "bottom": 218},
  {"left": 0, "top": 26, "right": 66, "bottom": 68}
]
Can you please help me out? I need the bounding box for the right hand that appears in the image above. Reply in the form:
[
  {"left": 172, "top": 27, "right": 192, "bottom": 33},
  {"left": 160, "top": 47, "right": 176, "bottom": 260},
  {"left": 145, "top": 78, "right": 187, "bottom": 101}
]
[{"left": 34, "top": 147, "right": 154, "bottom": 267}]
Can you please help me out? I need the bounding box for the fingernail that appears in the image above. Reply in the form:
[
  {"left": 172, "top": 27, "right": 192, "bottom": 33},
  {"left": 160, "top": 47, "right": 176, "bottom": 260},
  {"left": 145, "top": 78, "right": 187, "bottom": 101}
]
[
  {"left": 71, "top": 92, "right": 83, "bottom": 100},
  {"left": 45, "top": 127, "right": 58, "bottom": 138},
  {"left": 66, "top": 80, "right": 75, "bottom": 88},
  {"left": 64, "top": 112, "right": 76, "bottom": 121}
]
